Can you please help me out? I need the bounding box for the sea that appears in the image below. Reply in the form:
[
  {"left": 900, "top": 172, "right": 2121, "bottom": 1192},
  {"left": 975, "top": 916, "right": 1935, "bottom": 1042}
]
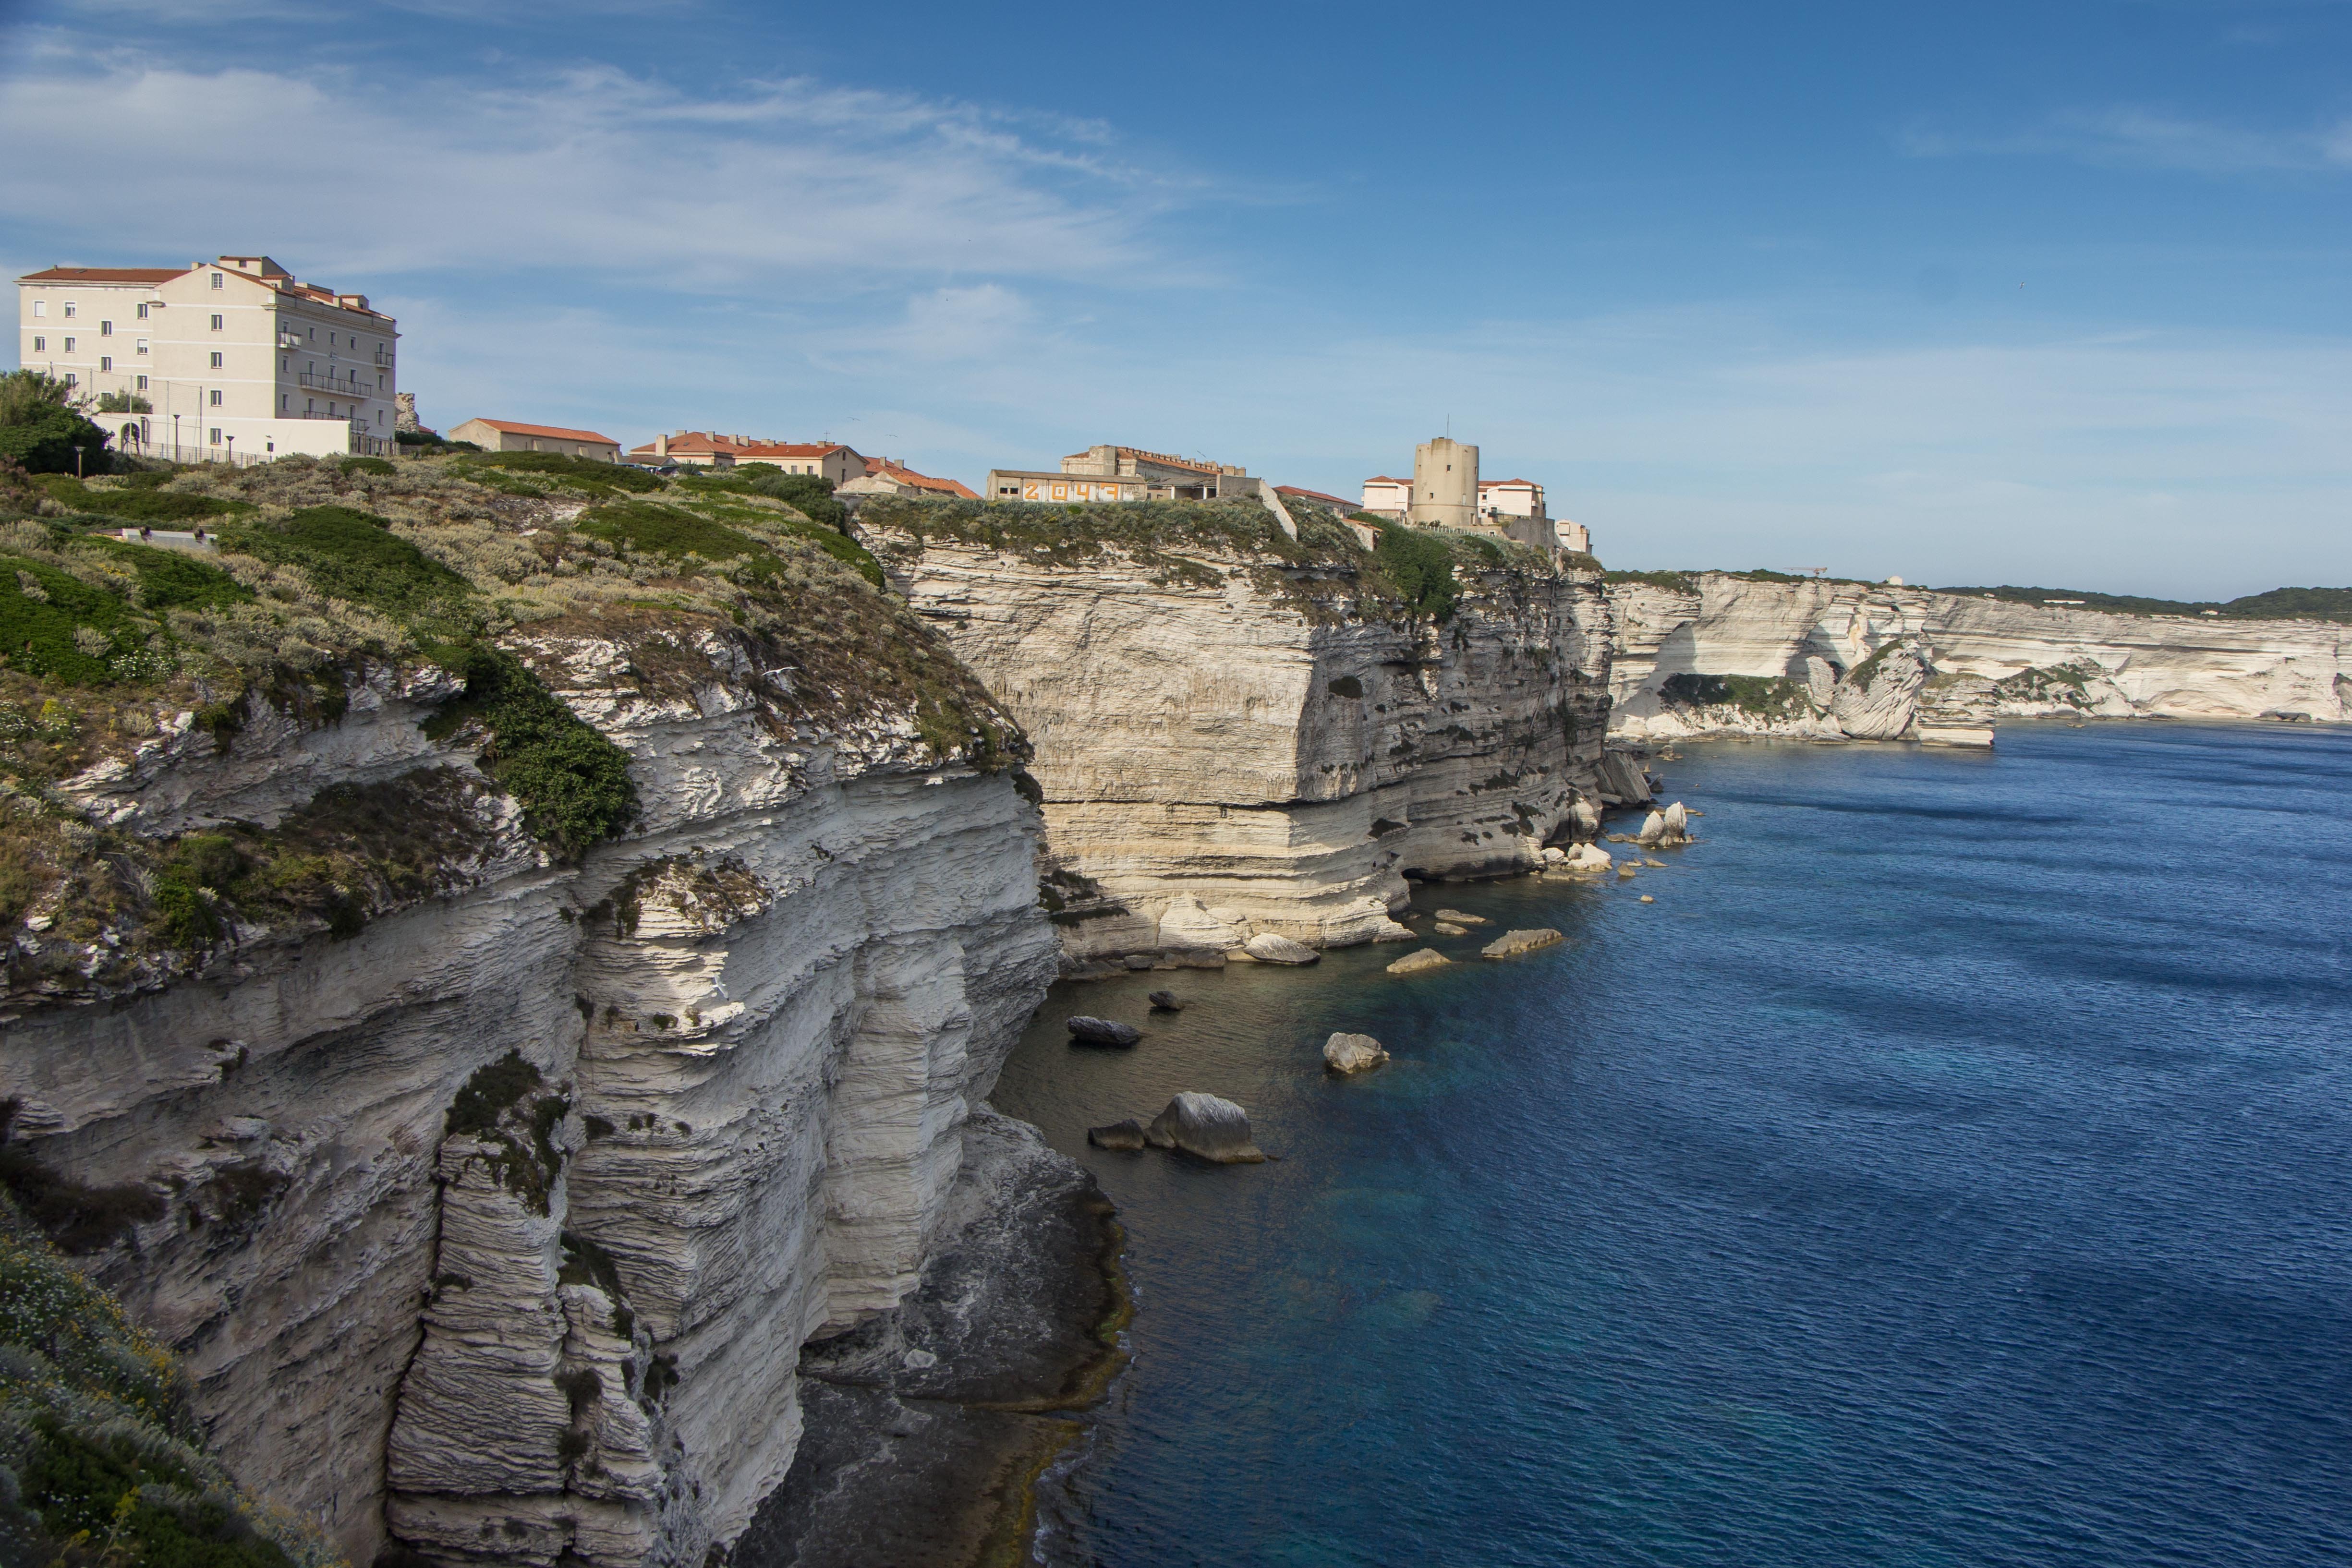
[{"left": 989, "top": 721, "right": 2352, "bottom": 1568}]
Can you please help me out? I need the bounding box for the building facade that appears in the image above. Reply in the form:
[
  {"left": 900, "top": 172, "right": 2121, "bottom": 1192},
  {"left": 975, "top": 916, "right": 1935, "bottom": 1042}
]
[
  {"left": 837, "top": 458, "right": 979, "bottom": 500},
  {"left": 1359, "top": 442, "right": 1588, "bottom": 553},
  {"left": 448, "top": 419, "right": 620, "bottom": 462},
  {"left": 16, "top": 256, "right": 398, "bottom": 461},
  {"left": 624, "top": 433, "right": 868, "bottom": 482}
]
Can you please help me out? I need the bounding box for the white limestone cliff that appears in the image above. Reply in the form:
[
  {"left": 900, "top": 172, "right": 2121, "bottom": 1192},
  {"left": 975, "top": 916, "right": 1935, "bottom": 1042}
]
[
  {"left": 1607, "top": 573, "right": 2351, "bottom": 745},
  {"left": 861, "top": 504, "right": 1616, "bottom": 968},
  {"left": 0, "top": 620, "right": 1057, "bottom": 1567}
]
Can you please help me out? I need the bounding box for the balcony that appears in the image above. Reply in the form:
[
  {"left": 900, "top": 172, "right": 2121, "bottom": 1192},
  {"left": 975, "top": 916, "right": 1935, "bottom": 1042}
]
[{"left": 296, "top": 371, "right": 380, "bottom": 401}]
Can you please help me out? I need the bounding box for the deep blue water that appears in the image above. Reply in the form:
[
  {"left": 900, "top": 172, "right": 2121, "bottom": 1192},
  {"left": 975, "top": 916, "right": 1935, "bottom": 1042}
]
[{"left": 989, "top": 722, "right": 2352, "bottom": 1568}]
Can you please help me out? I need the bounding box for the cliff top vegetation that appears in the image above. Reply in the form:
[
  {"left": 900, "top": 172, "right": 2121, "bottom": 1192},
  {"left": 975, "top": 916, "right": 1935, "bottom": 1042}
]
[
  {"left": 1934, "top": 583, "right": 2352, "bottom": 623},
  {"left": 859, "top": 495, "right": 1564, "bottom": 627},
  {"left": 0, "top": 450, "right": 1015, "bottom": 995}
]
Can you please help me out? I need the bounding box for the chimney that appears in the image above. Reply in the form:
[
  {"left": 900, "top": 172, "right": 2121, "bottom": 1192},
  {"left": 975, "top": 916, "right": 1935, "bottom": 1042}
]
[{"left": 657, "top": 432, "right": 668, "bottom": 457}]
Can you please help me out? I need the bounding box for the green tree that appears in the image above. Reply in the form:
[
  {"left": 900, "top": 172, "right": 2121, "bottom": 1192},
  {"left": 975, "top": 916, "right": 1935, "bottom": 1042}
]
[{"left": 0, "top": 371, "right": 110, "bottom": 474}]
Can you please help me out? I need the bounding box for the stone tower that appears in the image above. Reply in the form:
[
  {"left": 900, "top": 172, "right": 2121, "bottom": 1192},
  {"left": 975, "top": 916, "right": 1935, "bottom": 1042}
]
[{"left": 1406, "top": 437, "right": 1478, "bottom": 527}]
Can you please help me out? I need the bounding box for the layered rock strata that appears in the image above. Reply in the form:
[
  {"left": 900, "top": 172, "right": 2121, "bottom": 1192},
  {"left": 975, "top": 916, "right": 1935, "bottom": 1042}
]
[
  {"left": 1607, "top": 573, "right": 2352, "bottom": 744},
  {"left": 862, "top": 500, "right": 1615, "bottom": 969},
  {"left": 0, "top": 621, "right": 1056, "bottom": 1567}
]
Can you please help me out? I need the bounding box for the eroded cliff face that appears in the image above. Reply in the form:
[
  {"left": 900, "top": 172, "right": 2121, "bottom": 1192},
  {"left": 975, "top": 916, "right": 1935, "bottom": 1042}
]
[
  {"left": 860, "top": 499, "right": 1615, "bottom": 967},
  {"left": 1607, "top": 573, "right": 2351, "bottom": 744},
  {"left": 0, "top": 458, "right": 1059, "bottom": 1567}
]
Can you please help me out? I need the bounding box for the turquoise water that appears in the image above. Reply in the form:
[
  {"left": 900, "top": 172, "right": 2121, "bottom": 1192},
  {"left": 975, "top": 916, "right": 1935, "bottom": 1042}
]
[{"left": 989, "top": 723, "right": 2352, "bottom": 1567}]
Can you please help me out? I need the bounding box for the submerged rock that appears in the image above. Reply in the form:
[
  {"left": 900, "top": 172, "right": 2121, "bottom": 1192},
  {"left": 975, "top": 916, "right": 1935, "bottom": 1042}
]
[
  {"left": 1087, "top": 1119, "right": 1148, "bottom": 1151},
  {"left": 1434, "top": 922, "right": 1467, "bottom": 936},
  {"left": 1241, "top": 932, "right": 1320, "bottom": 965},
  {"left": 1482, "top": 928, "right": 1564, "bottom": 959},
  {"left": 1385, "top": 948, "right": 1450, "bottom": 976},
  {"left": 1147, "top": 990, "right": 1183, "bottom": 1012},
  {"left": 1432, "top": 909, "right": 1489, "bottom": 926},
  {"left": 1322, "top": 1033, "right": 1389, "bottom": 1074},
  {"left": 1144, "top": 1092, "right": 1266, "bottom": 1163},
  {"left": 1066, "top": 1016, "right": 1141, "bottom": 1047}
]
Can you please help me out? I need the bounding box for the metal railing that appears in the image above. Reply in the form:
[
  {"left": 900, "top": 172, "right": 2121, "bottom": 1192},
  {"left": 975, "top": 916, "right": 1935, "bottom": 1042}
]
[{"left": 296, "top": 371, "right": 380, "bottom": 399}]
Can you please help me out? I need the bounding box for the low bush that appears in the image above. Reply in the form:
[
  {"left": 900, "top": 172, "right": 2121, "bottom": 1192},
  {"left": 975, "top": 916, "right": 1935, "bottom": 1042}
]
[
  {"left": 423, "top": 646, "right": 637, "bottom": 858},
  {"left": 218, "top": 506, "right": 474, "bottom": 629},
  {"left": 451, "top": 451, "right": 660, "bottom": 496},
  {"left": 1372, "top": 520, "right": 1459, "bottom": 622}
]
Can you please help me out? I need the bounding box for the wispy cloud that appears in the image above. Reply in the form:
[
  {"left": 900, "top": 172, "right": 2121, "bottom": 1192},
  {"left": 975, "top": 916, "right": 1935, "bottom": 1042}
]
[
  {"left": 0, "top": 49, "right": 1209, "bottom": 291},
  {"left": 1901, "top": 106, "right": 2352, "bottom": 175}
]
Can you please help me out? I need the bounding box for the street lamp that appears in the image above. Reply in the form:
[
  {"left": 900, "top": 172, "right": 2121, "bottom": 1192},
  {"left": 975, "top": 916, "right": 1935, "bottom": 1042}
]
[
  {"left": 224, "top": 435, "right": 234, "bottom": 466},
  {"left": 172, "top": 412, "right": 181, "bottom": 461}
]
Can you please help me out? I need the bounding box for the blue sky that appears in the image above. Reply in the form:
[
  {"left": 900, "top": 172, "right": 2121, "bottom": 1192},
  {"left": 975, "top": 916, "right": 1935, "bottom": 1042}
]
[{"left": 2, "top": 0, "right": 2346, "bottom": 594}]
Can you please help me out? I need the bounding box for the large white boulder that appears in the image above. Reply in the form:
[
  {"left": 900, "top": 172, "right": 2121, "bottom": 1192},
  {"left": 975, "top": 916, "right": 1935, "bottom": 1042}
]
[
  {"left": 1322, "top": 1033, "right": 1390, "bottom": 1074},
  {"left": 1144, "top": 1092, "right": 1266, "bottom": 1163},
  {"left": 1241, "top": 932, "right": 1319, "bottom": 965}
]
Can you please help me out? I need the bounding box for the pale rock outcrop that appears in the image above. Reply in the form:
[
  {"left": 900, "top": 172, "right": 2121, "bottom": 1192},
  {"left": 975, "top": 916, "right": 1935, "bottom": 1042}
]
[
  {"left": 0, "top": 620, "right": 1057, "bottom": 1567},
  {"left": 1432, "top": 909, "right": 1488, "bottom": 926},
  {"left": 1086, "top": 1119, "right": 1149, "bottom": 1151},
  {"left": 1608, "top": 572, "right": 2352, "bottom": 745},
  {"left": 864, "top": 507, "right": 1614, "bottom": 969},
  {"left": 1143, "top": 1093, "right": 1266, "bottom": 1163},
  {"left": 1385, "top": 948, "right": 1450, "bottom": 976},
  {"left": 1559, "top": 843, "right": 1613, "bottom": 874},
  {"left": 1482, "top": 928, "right": 1564, "bottom": 958},
  {"left": 1636, "top": 802, "right": 1691, "bottom": 848},
  {"left": 1242, "top": 932, "right": 1320, "bottom": 965},
  {"left": 1322, "top": 1033, "right": 1389, "bottom": 1074}
]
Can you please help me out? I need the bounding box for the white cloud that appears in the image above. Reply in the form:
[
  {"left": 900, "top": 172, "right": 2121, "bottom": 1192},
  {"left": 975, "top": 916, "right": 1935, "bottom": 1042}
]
[
  {"left": 1901, "top": 106, "right": 2352, "bottom": 175},
  {"left": 0, "top": 52, "right": 1204, "bottom": 290}
]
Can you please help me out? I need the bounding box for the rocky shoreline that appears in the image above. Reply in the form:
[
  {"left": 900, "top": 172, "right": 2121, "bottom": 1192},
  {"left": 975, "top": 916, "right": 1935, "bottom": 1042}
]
[{"left": 733, "top": 1112, "right": 1130, "bottom": 1568}]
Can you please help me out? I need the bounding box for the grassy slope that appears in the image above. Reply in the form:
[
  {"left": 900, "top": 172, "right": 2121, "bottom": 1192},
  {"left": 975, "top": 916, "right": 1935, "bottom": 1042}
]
[{"left": 0, "top": 450, "right": 1008, "bottom": 991}]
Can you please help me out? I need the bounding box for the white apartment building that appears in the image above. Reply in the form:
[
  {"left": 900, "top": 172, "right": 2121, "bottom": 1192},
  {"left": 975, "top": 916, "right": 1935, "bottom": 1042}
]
[{"left": 16, "top": 255, "right": 399, "bottom": 462}]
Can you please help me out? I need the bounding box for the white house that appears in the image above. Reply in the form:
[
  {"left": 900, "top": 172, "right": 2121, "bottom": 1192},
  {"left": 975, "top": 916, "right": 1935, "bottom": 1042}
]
[{"left": 16, "top": 255, "right": 398, "bottom": 462}]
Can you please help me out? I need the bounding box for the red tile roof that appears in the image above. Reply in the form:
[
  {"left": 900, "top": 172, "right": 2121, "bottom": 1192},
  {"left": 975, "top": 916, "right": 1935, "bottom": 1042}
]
[
  {"left": 1479, "top": 478, "right": 1539, "bottom": 489},
  {"left": 867, "top": 459, "right": 978, "bottom": 499},
  {"left": 1362, "top": 475, "right": 1411, "bottom": 486},
  {"left": 461, "top": 419, "right": 619, "bottom": 445},
  {"left": 1276, "top": 485, "right": 1359, "bottom": 509},
  {"left": 18, "top": 266, "right": 186, "bottom": 285},
  {"left": 627, "top": 432, "right": 858, "bottom": 461}
]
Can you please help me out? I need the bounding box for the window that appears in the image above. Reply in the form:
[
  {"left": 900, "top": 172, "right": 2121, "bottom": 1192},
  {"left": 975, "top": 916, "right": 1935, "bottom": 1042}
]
[
  {"left": 99, "top": 320, "right": 112, "bottom": 337},
  {"left": 61, "top": 337, "right": 73, "bottom": 353},
  {"left": 30, "top": 301, "right": 42, "bottom": 318},
  {"left": 209, "top": 314, "right": 223, "bottom": 331},
  {"left": 61, "top": 302, "right": 74, "bottom": 318},
  {"left": 280, "top": 393, "right": 287, "bottom": 409},
  {"left": 209, "top": 428, "right": 221, "bottom": 444},
  {"left": 29, "top": 336, "right": 40, "bottom": 353},
  {"left": 209, "top": 389, "right": 223, "bottom": 407},
  {"left": 211, "top": 273, "right": 224, "bottom": 289},
  {"left": 62, "top": 374, "right": 76, "bottom": 387},
  {"left": 135, "top": 338, "right": 149, "bottom": 355},
  {"left": 137, "top": 302, "right": 150, "bottom": 320},
  {"left": 136, "top": 375, "right": 148, "bottom": 391},
  {"left": 281, "top": 357, "right": 289, "bottom": 372},
  {"left": 210, "top": 352, "right": 223, "bottom": 369},
  {"left": 99, "top": 356, "right": 112, "bottom": 372}
]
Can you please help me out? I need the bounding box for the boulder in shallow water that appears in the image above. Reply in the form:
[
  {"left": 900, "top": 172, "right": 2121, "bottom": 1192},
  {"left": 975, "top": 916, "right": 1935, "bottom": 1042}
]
[
  {"left": 1323, "top": 1033, "right": 1389, "bottom": 1074},
  {"left": 1066, "top": 1015, "right": 1141, "bottom": 1047},
  {"left": 1241, "top": 932, "right": 1320, "bottom": 965},
  {"left": 1087, "top": 1119, "right": 1148, "bottom": 1151},
  {"left": 1434, "top": 922, "right": 1467, "bottom": 936},
  {"left": 1144, "top": 1092, "right": 1265, "bottom": 1163},
  {"left": 1386, "top": 948, "right": 1450, "bottom": 976},
  {"left": 1147, "top": 990, "right": 1183, "bottom": 1012},
  {"left": 1482, "top": 928, "right": 1564, "bottom": 959},
  {"left": 1432, "top": 909, "right": 1489, "bottom": 926}
]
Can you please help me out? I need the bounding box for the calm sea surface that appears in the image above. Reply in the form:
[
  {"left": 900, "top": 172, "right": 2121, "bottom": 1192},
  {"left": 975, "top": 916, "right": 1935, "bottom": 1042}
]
[{"left": 989, "top": 722, "right": 2352, "bottom": 1568}]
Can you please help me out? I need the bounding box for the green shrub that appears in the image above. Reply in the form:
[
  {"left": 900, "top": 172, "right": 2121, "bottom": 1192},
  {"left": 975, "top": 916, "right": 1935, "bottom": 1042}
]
[
  {"left": 339, "top": 456, "right": 396, "bottom": 477},
  {"left": 218, "top": 506, "right": 473, "bottom": 628},
  {"left": 0, "top": 407, "right": 110, "bottom": 476},
  {"left": 39, "top": 475, "right": 248, "bottom": 523},
  {"left": 424, "top": 646, "right": 637, "bottom": 858},
  {"left": 1659, "top": 672, "right": 1811, "bottom": 717},
  {"left": 1371, "top": 521, "right": 1459, "bottom": 622},
  {"left": 452, "top": 451, "right": 660, "bottom": 496},
  {"left": 738, "top": 468, "right": 848, "bottom": 531},
  {"left": 446, "top": 1050, "right": 544, "bottom": 1140},
  {"left": 574, "top": 500, "right": 759, "bottom": 565}
]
